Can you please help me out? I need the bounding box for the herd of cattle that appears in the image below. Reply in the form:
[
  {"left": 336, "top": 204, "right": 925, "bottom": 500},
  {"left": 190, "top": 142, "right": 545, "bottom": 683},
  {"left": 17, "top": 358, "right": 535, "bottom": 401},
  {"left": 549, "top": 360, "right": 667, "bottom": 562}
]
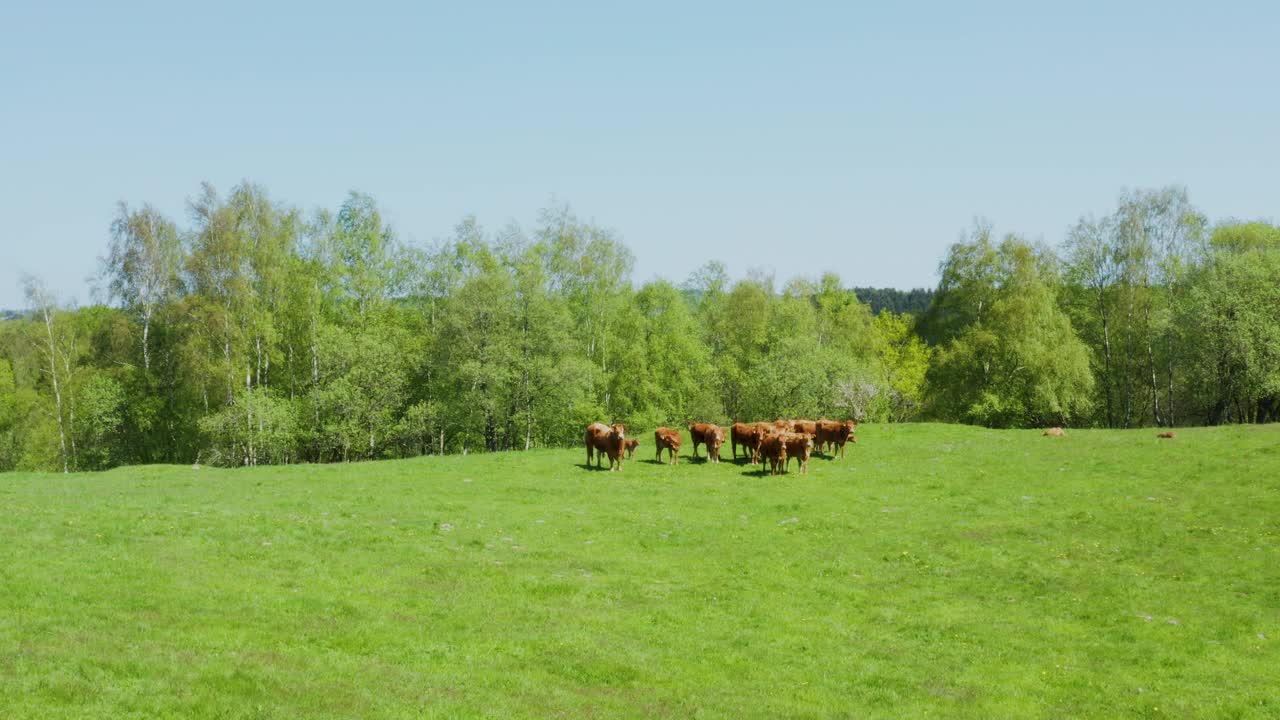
[{"left": 584, "top": 419, "right": 858, "bottom": 475}]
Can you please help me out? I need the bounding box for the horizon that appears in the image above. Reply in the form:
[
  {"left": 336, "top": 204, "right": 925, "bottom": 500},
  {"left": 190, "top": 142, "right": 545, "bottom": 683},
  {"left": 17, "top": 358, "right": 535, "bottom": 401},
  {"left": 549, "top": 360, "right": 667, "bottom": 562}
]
[{"left": 4, "top": 1, "right": 1278, "bottom": 308}]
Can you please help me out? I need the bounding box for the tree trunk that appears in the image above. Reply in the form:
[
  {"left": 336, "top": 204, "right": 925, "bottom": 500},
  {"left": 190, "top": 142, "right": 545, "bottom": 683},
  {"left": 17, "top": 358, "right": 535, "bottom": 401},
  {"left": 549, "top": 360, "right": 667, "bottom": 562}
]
[
  {"left": 40, "top": 307, "right": 69, "bottom": 473},
  {"left": 1146, "top": 334, "right": 1161, "bottom": 426},
  {"left": 1122, "top": 299, "right": 1134, "bottom": 428},
  {"left": 1099, "top": 296, "right": 1114, "bottom": 428},
  {"left": 142, "top": 310, "right": 152, "bottom": 372}
]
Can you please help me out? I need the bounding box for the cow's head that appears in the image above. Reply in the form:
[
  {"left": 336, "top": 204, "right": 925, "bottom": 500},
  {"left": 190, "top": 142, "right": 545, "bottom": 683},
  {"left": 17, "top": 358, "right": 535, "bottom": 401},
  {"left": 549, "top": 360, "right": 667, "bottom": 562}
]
[{"left": 610, "top": 424, "right": 626, "bottom": 441}]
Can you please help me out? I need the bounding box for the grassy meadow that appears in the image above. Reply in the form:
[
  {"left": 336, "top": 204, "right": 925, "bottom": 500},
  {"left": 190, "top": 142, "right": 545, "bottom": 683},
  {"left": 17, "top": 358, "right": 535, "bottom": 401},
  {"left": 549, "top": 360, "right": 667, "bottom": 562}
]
[{"left": 1, "top": 423, "right": 1278, "bottom": 718}]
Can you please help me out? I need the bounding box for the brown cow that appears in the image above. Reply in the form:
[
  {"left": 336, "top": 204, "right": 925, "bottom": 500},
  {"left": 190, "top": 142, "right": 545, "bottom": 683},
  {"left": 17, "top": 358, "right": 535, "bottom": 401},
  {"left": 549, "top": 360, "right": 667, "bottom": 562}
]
[
  {"left": 585, "top": 422, "right": 626, "bottom": 471},
  {"left": 747, "top": 422, "right": 775, "bottom": 464},
  {"left": 623, "top": 437, "right": 640, "bottom": 458},
  {"left": 1157, "top": 431, "right": 1176, "bottom": 439},
  {"left": 1042, "top": 427, "right": 1066, "bottom": 437},
  {"left": 701, "top": 424, "right": 726, "bottom": 463},
  {"left": 688, "top": 422, "right": 715, "bottom": 458},
  {"left": 815, "top": 419, "right": 858, "bottom": 458},
  {"left": 731, "top": 422, "right": 763, "bottom": 463},
  {"left": 792, "top": 419, "right": 817, "bottom": 436},
  {"left": 772, "top": 418, "right": 795, "bottom": 432},
  {"left": 654, "top": 427, "right": 681, "bottom": 464},
  {"left": 756, "top": 432, "right": 788, "bottom": 476},
  {"left": 783, "top": 432, "right": 815, "bottom": 475}
]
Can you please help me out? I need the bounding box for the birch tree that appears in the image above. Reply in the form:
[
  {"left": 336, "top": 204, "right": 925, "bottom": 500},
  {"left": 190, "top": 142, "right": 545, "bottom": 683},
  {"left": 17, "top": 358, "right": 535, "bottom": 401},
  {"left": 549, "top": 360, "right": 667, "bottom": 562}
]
[
  {"left": 1063, "top": 214, "right": 1120, "bottom": 426},
  {"left": 103, "top": 203, "right": 182, "bottom": 372},
  {"left": 22, "top": 275, "right": 73, "bottom": 472}
]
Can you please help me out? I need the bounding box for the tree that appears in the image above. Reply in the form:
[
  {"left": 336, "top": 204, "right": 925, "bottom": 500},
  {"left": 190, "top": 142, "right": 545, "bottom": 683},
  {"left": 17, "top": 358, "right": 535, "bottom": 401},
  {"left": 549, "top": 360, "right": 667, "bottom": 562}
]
[
  {"left": 1175, "top": 223, "right": 1280, "bottom": 423},
  {"left": 541, "top": 205, "right": 634, "bottom": 416},
  {"left": 74, "top": 372, "right": 126, "bottom": 470},
  {"left": 22, "top": 275, "right": 76, "bottom": 472},
  {"left": 1112, "top": 186, "right": 1206, "bottom": 426},
  {"left": 1063, "top": 214, "right": 1120, "bottom": 426},
  {"left": 873, "top": 311, "right": 931, "bottom": 421},
  {"left": 103, "top": 203, "right": 182, "bottom": 372},
  {"left": 927, "top": 233, "right": 1094, "bottom": 427}
]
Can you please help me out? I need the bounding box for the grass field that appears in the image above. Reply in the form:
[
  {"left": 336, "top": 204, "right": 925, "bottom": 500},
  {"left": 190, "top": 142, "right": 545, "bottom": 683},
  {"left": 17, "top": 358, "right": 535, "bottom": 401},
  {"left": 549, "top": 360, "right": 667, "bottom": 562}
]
[{"left": 1, "top": 423, "right": 1278, "bottom": 718}]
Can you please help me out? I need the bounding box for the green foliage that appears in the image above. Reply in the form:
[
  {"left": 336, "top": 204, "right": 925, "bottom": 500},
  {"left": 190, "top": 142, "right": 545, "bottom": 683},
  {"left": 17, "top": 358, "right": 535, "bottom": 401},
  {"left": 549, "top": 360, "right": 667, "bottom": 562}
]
[
  {"left": 73, "top": 372, "right": 126, "bottom": 471},
  {"left": 928, "top": 233, "right": 1094, "bottom": 427},
  {"left": 0, "top": 359, "right": 36, "bottom": 471},
  {"left": 198, "top": 388, "right": 300, "bottom": 467},
  {"left": 873, "top": 311, "right": 932, "bottom": 421},
  {"left": 3, "top": 182, "right": 1275, "bottom": 472},
  {"left": 852, "top": 286, "right": 935, "bottom": 315},
  {"left": 1175, "top": 236, "right": 1280, "bottom": 423}
]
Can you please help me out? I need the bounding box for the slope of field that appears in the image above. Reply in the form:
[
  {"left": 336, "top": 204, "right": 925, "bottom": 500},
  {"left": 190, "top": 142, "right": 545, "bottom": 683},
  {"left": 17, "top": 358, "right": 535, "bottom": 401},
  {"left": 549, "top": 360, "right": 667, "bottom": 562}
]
[{"left": 1, "top": 424, "right": 1278, "bottom": 718}]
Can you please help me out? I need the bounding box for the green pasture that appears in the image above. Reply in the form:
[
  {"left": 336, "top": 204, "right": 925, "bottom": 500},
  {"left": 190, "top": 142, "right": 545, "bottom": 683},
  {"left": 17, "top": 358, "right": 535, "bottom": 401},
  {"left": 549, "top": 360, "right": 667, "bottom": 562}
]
[{"left": 1, "top": 424, "right": 1277, "bottom": 718}]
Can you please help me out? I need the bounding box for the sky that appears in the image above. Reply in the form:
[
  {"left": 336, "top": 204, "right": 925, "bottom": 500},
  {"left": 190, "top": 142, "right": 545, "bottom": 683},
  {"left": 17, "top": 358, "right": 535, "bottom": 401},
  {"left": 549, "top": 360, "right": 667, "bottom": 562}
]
[{"left": 1, "top": 0, "right": 1277, "bottom": 309}]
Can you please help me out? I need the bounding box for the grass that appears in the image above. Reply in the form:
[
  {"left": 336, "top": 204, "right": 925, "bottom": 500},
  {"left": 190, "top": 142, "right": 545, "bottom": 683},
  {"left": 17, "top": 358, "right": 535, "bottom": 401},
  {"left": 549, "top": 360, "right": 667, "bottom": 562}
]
[{"left": 1, "top": 423, "right": 1278, "bottom": 719}]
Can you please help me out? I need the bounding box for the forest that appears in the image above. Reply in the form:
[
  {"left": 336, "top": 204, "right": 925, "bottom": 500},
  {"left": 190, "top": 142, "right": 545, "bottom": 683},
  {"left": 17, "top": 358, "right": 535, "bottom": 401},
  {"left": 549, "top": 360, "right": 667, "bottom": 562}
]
[{"left": 1, "top": 183, "right": 1277, "bottom": 471}]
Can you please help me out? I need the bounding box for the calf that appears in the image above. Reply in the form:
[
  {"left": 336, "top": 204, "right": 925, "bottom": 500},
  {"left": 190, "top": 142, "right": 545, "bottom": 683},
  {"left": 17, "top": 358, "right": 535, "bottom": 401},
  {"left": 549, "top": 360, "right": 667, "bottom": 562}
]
[
  {"left": 783, "top": 432, "right": 815, "bottom": 475},
  {"left": 623, "top": 437, "right": 640, "bottom": 459},
  {"left": 1157, "top": 431, "right": 1176, "bottom": 439},
  {"left": 585, "top": 422, "right": 626, "bottom": 471},
  {"left": 654, "top": 427, "right": 682, "bottom": 464},
  {"left": 689, "top": 422, "right": 715, "bottom": 458},
  {"left": 1042, "top": 427, "right": 1065, "bottom": 437},
  {"left": 756, "top": 433, "right": 788, "bottom": 476}
]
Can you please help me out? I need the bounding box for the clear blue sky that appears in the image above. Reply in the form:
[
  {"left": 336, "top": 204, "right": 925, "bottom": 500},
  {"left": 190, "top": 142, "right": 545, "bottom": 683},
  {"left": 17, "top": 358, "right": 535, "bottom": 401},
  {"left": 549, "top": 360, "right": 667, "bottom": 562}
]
[{"left": 2, "top": 1, "right": 1277, "bottom": 309}]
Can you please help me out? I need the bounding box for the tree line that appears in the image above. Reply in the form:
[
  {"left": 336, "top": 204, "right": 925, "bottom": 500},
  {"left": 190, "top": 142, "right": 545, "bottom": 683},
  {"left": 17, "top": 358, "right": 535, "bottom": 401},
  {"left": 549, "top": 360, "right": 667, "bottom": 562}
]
[{"left": 1, "top": 183, "right": 1276, "bottom": 471}]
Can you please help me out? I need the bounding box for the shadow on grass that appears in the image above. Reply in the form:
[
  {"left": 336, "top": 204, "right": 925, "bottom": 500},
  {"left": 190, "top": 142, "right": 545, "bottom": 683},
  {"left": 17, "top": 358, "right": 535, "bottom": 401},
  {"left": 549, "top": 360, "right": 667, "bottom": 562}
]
[{"left": 578, "top": 463, "right": 616, "bottom": 472}]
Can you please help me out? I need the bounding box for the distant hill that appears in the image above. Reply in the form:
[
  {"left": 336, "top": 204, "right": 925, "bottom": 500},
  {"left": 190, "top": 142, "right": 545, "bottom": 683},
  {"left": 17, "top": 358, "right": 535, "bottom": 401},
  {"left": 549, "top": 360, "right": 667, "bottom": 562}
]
[{"left": 852, "top": 287, "right": 935, "bottom": 316}]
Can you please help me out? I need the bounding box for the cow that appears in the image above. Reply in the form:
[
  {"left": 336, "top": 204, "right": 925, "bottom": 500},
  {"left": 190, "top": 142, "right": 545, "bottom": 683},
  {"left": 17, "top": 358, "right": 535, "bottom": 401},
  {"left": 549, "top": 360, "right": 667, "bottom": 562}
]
[
  {"left": 750, "top": 421, "right": 777, "bottom": 464},
  {"left": 585, "top": 422, "right": 626, "bottom": 471},
  {"left": 731, "top": 422, "right": 763, "bottom": 463},
  {"left": 783, "top": 432, "right": 815, "bottom": 475},
  {"left": 756, "top": 432, "right": 788, "bottom": 476},
  {"left": 1042, "top": 427, "right": 1065, "bottom": 437},
  {"left": 772, "top": 418, "right": 795, "bottom": 432},
  {"left": 815, "top": 419, "right": 857, "bottom": 458},
  {"left": 1157, "top": 431, "right": 1176, "bottom": 439},
  {"left": 689, "top": 422, "right": 715, "bottom": 458},
  {"left": 654, "top": 427, "right": 682, "bottom": 464},
  {"left": 701, "top": 424, "right": 726, "bottom": 463},
  {"left": 792, "top": 419, "right": 817, "bottom": 436},
  {"left": 623, "top": 438, "right": 640, "bottom": 459}
]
